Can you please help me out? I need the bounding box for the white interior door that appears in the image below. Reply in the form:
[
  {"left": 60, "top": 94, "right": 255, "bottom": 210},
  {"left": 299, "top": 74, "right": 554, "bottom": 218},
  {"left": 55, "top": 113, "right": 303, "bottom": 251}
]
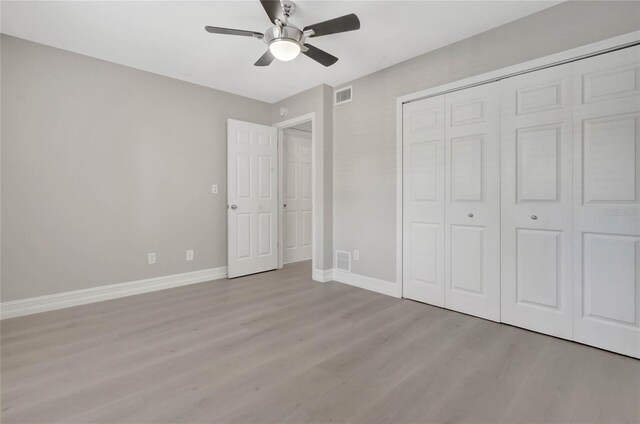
[
  {"left": 282, "top": 128, "right": 312, "bottom": 264},
  {"left": 227, "top": 119, "right": 278, "bottom": 278},
  {"left": 444, "top": 83, "right": 501, "bottom": 321},
  {"left": 500, "top": 64, "right": 574, "bottom": 339},
  {"left": 572, "top": 46, "right": 640, "bottom": 358},
  {"left": 403, "top": 95, "right": 446, "bottom": 306}
]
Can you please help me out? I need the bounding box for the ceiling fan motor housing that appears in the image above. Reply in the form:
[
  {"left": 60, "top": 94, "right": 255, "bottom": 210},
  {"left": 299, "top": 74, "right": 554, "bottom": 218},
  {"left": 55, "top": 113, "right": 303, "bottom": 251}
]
[{"left": 263, "top": 25, "right": 305, "bottom": 49}]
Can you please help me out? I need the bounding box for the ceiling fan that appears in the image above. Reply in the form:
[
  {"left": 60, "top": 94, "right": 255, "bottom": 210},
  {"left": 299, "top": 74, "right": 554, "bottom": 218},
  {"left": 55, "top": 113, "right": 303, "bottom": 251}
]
[{"left": 204, "top": 0, "right": 360, "bottom": 67}]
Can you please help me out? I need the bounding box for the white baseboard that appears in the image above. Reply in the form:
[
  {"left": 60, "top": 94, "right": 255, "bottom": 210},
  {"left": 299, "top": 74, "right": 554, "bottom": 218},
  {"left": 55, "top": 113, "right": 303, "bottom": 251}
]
[
  {"left": 1, "top": 266, "right": 398, "bottom": 319},
  {"left": 332, "top": 269, "right": 400, "bottom": 298},
  {"left": 0, "top": 266, "right": 227, "bottom": 319},
  {"left": 312, "top": 268, "right": 333, "bottom": 282}
]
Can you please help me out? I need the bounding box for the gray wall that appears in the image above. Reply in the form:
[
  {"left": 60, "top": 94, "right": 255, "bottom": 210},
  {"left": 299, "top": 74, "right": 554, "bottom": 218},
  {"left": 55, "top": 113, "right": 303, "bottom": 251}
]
[
  {"left": 332, "top": 1, "right": 640, "bottom": 283},
  {"left": 3, "top": 0, "right": 640, "bottom": 301},
  {"left": 1, "top": 35, "right": 271, "bottom": 301},
  {"left": 272, "top": 85, "right": 334, "bottom": 270}
]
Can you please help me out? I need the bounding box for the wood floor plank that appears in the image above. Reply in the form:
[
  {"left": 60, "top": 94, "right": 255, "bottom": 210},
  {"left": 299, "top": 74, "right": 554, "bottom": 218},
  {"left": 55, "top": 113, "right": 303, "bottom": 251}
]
[
  {"left": 92, "top": 296, "right": 410, "bottom": 423},
  {"left": 2, "top": 261, "right": 638, "bottom": 423}
]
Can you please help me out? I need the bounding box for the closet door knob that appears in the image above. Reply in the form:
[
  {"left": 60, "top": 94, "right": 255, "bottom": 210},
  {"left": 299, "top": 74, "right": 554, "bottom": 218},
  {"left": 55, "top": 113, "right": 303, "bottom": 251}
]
[
  {"left": 230, "top": 204, "right": 238, "bottom": 210},
  {"left": 467, "top": 213, "right": 474, "bottom": 218},
  {"left": 531, "top": 215, "right": 538, "bottom": 220}
]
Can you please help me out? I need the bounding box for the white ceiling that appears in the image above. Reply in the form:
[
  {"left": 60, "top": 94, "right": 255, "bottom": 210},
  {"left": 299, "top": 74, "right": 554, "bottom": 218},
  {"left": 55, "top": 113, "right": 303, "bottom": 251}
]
[{"left": 1, "top": 1, "right": 561, "bottom": 103}]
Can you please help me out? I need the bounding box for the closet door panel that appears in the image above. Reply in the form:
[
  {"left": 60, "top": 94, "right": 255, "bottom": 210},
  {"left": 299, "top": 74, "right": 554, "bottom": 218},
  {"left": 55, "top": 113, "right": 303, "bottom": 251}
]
[
  {"left": 403, "top": 96, "right": 446, "bottom": 306},
  {"left": 573, "top": 46, "right": 640, "bottom": 358},
  {"left": 444, "top": 83, "right": 501, "bottom": 321},
  {"left": 515, "top": 228, "right": 562, "bottom": 309},
  {"left": 500, "top": 64, "right": 574, "bottom": 338}
]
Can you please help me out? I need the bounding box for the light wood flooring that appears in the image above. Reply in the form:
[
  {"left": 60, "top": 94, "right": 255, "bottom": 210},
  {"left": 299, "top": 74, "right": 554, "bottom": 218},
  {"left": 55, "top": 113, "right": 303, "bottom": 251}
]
[{"left": 2, "top": 261, "right": 639, "bottom": 423}]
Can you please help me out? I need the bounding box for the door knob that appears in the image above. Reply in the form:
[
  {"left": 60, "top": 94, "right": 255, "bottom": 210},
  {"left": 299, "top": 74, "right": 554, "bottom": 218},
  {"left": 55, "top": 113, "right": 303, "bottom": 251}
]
[
  {"left": 230, "top": 204, "right": 238, "bottom": 210},
  {"left": 467, "top": 213, "right": 474, "bottom": 218},
  {"left": 531, "top": 215, "right": 538, "bottom": 220},
  {"left": 283, "top": 203, "right": 287, "bottom": 208}
]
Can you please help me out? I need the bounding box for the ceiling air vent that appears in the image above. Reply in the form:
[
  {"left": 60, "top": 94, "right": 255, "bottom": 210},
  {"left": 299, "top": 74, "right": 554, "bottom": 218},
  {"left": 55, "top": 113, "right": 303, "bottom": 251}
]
[
  {"left": 335, "top": 250, "right": 351, "bottom": 272},
  {"left": 334, "top": 86, "right": 353, "bottom": 105}
]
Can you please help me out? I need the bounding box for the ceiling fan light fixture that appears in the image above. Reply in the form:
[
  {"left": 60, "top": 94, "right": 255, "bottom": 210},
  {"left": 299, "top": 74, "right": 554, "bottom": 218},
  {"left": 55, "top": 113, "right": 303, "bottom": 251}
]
[
  {"left": 269, "top": 39, "right": 301, "bottom": 61},
  {"left": 205, "top": 1, "right": 361, "bottom": 67}
]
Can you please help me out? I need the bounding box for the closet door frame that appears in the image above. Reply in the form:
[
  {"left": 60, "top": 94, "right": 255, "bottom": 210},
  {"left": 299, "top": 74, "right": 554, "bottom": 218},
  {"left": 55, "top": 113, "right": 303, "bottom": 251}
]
[{"left": 397, "top": 30, "right": 640, "bottom": 296}]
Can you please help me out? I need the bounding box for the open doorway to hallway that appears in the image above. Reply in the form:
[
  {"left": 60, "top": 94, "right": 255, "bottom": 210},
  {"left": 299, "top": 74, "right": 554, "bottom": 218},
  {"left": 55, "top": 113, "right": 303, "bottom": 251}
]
[{"left": 281, "top": 122, "right": 313, "bottom": 265}]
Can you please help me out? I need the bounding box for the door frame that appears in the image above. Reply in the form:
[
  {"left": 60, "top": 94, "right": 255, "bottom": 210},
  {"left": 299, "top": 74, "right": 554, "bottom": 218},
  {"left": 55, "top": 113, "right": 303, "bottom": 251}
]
[
  {"left": 395, "top": 30, "right": 640, "bottom": 297},
  {"left": 274, "top": 113, "right": 318, "bottom": 273}
]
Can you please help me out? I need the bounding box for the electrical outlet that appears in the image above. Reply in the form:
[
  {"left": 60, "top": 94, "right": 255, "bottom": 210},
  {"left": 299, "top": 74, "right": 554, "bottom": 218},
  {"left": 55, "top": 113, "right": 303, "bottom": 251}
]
[
  {"left": 212, "top": 184, "right": 219, "bottom": 194},
  {"left": 148, "top": 253, "right": 156, "bottom": 264},
  {"left": 353, "top": 249, "right": 360, "bottom": 261},
  {"left": 186, "top": 249, "right": 194, "bottom": 261}
]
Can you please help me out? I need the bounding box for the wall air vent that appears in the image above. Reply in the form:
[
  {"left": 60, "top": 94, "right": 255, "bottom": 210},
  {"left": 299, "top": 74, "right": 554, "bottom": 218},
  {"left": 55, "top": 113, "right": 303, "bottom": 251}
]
[
  {"left": 335, "top": 250, "right": 351, "bottom": 272},
  {"left": 334, "top": 86, "right": 353, "bottom": 105}
]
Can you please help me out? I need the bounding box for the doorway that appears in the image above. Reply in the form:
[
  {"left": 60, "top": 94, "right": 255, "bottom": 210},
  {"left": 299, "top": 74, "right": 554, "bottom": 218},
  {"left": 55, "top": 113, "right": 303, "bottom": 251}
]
[
  {"left": 280, "top": 122, "right": 313, "bottom": 265},
  {"left": 227, "top": 114, "right": 318, "bottom": 279},
  {"left": 275, "top": 115, "right": 315, "bottom": 271}
]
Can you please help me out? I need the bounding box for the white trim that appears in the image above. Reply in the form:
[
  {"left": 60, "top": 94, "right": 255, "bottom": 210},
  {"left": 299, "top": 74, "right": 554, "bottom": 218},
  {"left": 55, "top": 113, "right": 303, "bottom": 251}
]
[
  {"left": 334, "top": 85, "right": 353, "bottom": 106},
  {"left": 312, "top": 268, "right": 333, "bottom": 282},
  {"left": 398, "top": 31, "right": 640, "bottom": 105},
  {"left": 282, "top": 127, "right": 312, "bottom": 137},
  {"left": 274, "top": 113, "right": 321, "bottom": 281},
  {"left": 396, "top": 30, "right": 640, "bottom": 300},
  {"left": 0, "top": 267, "right": 227, "bottom": 319},
  {"left": 332, "top": 269, "right": 400, "bottom": 298},
  {"left": 396, "top": 96, "right": 404, "bottom": 297}
]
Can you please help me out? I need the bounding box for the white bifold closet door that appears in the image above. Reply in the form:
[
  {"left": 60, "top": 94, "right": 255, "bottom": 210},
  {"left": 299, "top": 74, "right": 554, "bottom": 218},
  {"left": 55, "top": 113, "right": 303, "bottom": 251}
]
[
  {"left": 500, "top": 64, "right": 574, "bottom": 339},
  {"left": 403, "top": 45, "right": 638, "bottom": 357},
  {"left": 403, "top": 95, "right": 446, "bottom": 306},
  {"left": 572, "top": 46, "right": 640, "bottom": 358},
  {"left": 403, "top": 84, "right": 501, "bottom": 319},
  {"left": 282, "top": 129, "right": 312, "bottom": 264},
  {"left": 444, "top": 83, "right": 501, "bottom": 321}
]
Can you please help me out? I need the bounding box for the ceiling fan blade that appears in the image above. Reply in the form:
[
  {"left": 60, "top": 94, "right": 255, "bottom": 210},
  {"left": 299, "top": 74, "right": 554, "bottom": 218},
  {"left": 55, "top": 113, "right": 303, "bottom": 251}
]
[
  {"left": 254, "top": 50, "right": 275, "bottom": 67},
  {"left": 260, "top": 0, "right": 284, "bottom": 24},
  {"left": 303, "top": 44, "right": 338, "bottom": 67},
  {"left": 303, "top": 13, "right": 360, "bottom": 38},
  {"left": 205, "top": 26, "right": 263, "bottom": 39}
]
